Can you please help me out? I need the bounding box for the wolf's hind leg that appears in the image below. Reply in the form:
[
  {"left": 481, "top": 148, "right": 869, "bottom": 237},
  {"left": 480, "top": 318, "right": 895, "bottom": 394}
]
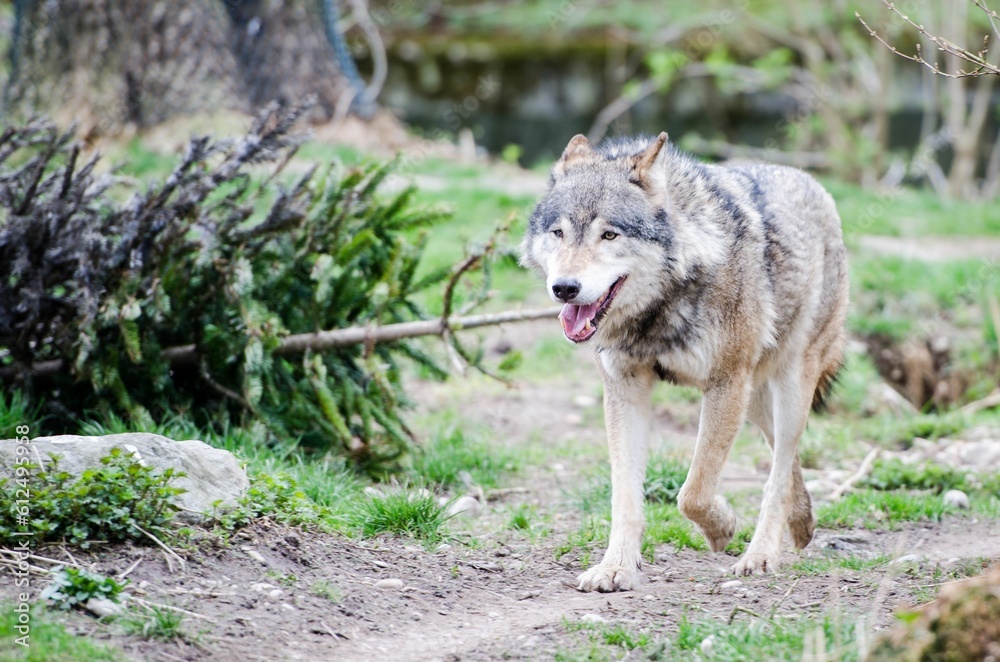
[
  {"left": 577, "top": 358, "right": 655, "bottom": 593},
  {"left": 677, "top": 376, "right": 749, "bottom": 553},
  {"left": 733, "top": 365, "right": 812, "bottom": 575},
  {"left": 747, "top": 385, "right": 815, "bottom": 550}
]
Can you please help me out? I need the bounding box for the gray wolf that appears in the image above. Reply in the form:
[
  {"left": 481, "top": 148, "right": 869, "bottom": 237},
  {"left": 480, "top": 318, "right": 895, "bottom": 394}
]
[{"left": 520, "top": 133, "right": 848, "bottom": 591}]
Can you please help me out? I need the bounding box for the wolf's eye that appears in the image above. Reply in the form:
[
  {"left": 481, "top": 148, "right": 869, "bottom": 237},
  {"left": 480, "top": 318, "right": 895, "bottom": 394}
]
[
  {"left": 602, "top": 231, "right": 619, "bottom": 241},
  {"left": 552, "top": 229, "right": 564, "bottom": 238}
]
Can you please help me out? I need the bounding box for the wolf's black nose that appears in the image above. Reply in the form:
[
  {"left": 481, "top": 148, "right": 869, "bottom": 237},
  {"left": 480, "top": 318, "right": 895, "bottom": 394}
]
[{"left": 552, "top": 279, "right": 581, "bottom": 302}]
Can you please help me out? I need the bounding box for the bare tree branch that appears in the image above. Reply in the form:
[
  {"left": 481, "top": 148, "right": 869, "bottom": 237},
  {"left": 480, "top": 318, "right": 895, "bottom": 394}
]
[
  {"left": 0, "top": 307, "right": 562, "bottom": 381},
  {"left": 857, "top": 1, "right": 1000, "bottom": 78}
]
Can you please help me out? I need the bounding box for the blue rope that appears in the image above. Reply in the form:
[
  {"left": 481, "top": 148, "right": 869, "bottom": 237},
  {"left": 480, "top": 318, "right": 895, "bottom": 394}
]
[{"left": 319, "top": 0, "right": 375, "bottom": 118}]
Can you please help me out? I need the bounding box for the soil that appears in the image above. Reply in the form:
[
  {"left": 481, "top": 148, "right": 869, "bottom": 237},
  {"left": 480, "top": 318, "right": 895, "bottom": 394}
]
[{"left": 4, "top": 320, "right": 1000, "bottom": 661}]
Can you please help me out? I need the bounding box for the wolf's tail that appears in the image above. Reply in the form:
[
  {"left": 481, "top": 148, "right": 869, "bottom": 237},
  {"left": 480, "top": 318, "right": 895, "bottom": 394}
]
[{"left": 811, "top": 362, "right": 842, "bottom": 413}]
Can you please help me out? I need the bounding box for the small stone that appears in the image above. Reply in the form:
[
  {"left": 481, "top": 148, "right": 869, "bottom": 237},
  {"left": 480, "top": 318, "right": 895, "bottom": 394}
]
[
  {"left": 363, "top": 486, "right": 385, "bottom": 498},
  {"left": 701, "top": 635, "right": 716, "bottom": 656},
  {"left": 408, "top": 488, "right": 432, "bottom": 502},
  {"left": 943, "top": 489, "right": 970, "bottom": 509},
  {"left": 85, "top": 597, "right": 124, "bottom": 618},
  {"left": 280, "top": 602, "right": 295, "bottom": 611},
  {"left": 250, "top": 582, "right": 276, "bottom": 592},
  {"left": 447, "top": 495, "right": 483, "bottom": 518},
  {"left": 268, "top": 589, "right": 284, "bottom": 598},
  {"left": 436, "top": 543, "right": 452, "bottom": 553},
  {"left": 643, "top": 594, "right": 656, "bottom": 601},
  {"left": 375, "top": 578, "right": 404, "bottom": 590},
  {"left": 720, "top": 580, "right": 743, "bottom": 592},
  {"left": 958, "top": 440, "right": 1000, "bottom": 467},
  {"left": 573, "top": 395, "right": 598, "bottom": 408},
  {"left": 245, "top": 549, "right": 267, "bottom": 564},
  {"left": 563, "top": 413, "right": 584, "bottom": 425},
  {"left": 891, "top": 554, "right": 920, "bottom": 565},
  {"left": 580, "top": 613, "right": 606, "bottom": 625}
]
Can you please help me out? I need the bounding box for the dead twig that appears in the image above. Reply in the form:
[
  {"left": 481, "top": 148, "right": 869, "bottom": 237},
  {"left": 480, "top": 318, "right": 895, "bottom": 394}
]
[
  {"left": 961, "top": 388, "right": 1000, "bottom": 415},
  {"left": 728, "top": 605, "right": 771, "bottom": 624},
  {"left": 830, "top": 448, "right": 881, "bottom": 500},
  {"left": 117, "top": 557, "right": 144, "bottom": 581},
  {"left": 0, "top": 548, "right": 82, "bottom": 568},
  {"left": 131, "top": 596, "right": 216, "bottom": 623},
  {"left": 132, "top": 525, "right": 186, "bottom": 572}
]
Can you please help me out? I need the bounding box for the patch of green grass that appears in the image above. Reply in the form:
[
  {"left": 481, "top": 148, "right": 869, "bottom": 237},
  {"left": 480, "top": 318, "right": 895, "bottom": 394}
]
[
  {"left": 789, "top": 555, "right": 891, "bottom": 576},
  {"left": 644, "top": 503, "right": 708, "bottom": 560},
  {"left": 601, "top": 624, "right": 650, "bottom": 650},
  {"left": 817, "top": 489, "right": 951, "bottom": 530},
  {"left": 671, "top": 610, "right": 862, "bottom": 660},
  {"left": 973, "top": 494, "right": 1000, "bottom": 517},
  {"left": 555, "top": 518, "right": 608, "bottom": 567},
  {"left": 348, "top": 489, "right": 448, "bottom": 541},
  {"left": 120, "top": 606, "right": 185, "bottom": 641},
  {"left": 410, "top": 425, "right": 521, "bottom": 488},
  {"left": 827, "top": 177, "right": 1000, "bottom": 238},
  {"left": 561, "top": 619, "right": 653, "bottom": 659},
  {"left": 863, "top": 458, "right": 971, "bottom": 494},
  {"left": 0, "top": 390, "right": 40, "bottom": 436},
  {"left": 509, "top": 504, "right": 535, "bottom": 530},
  {"left": 0, "top": 603, "right": 123, "bottom": 661},
  {"left": 644, "top": 456, "right": 688, "bottom": 504},
  {"left": 311, "top": 580, "right": 343, "bottom": 603}
]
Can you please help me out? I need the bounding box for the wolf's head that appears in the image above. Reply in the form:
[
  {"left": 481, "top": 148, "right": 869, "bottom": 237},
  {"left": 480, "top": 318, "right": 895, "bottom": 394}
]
[{"left": 521, "top": 133, "right": 676, "bottom": 343}]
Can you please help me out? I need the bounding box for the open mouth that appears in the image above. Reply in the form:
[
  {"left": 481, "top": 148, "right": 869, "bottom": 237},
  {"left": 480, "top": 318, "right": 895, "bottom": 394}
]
[{"left": 559, "top": 275, "right": 627, "bottom": 343}]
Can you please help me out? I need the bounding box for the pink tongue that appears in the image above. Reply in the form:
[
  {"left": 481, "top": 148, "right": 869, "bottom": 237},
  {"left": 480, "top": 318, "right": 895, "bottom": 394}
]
[{"left": 559, "top": 302, "right": 600, "bottom": 339}]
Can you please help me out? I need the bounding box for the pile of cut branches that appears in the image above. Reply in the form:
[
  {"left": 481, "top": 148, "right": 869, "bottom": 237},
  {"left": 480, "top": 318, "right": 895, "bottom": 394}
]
[{"left": 0, "top": 103, "right": 518, "bottom": 468}]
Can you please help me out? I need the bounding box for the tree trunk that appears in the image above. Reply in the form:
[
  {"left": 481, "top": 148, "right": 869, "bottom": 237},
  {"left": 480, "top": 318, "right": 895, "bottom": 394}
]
[{"left": 3, "top": 0, "right": 354, "bottom": 134}]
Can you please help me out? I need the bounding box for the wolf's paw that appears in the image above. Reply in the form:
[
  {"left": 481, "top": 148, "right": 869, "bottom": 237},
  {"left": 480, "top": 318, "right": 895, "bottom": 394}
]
[
  {"left": 576, "top": 564, "right": 640, "bottom": 592},
  {"left": 731, "top": 548, "right": 781, "bottom": 576},
  {"left": 788, "top": 509, "right": 816, "bottom": 550},
  {"left": 697, "top": 496, "right": 737, "bottom": 552}
]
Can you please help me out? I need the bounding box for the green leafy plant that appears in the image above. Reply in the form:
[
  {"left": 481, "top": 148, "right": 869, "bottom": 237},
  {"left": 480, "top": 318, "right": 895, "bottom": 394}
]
[
  {"left": 217, "top": 471, "right": 330, "bottom": 530},
  {"left": 40, "top": 567, "right": 128, "bottom": 611},
  {"left": 0, "top": 448, "right": 183, "bottom": 547}
]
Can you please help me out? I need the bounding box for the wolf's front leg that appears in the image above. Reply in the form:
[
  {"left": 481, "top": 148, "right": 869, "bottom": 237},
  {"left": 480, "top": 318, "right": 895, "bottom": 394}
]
[{"left": 577, "top": 357, "right": 654, "bottom": 592}]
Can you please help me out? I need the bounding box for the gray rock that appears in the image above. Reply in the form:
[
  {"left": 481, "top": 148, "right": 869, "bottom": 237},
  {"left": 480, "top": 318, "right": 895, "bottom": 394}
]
[
  {"left": 375, "top": 578, "right": 404, "bottom": 590},
  {"left": 0, "top": 433, "right": 247, "bottom": 520},
  {"left": 720, "top": 580, "right": 743, "bottom": 592},
  {"left": 85, "top": 597, "right": 124, "bottom": 618},
  {"left": 943, "top": 489, "right": 970, "bottom": 509},
  {"left": 580, "top": 613, "right": 606, "bottom": 625},
  {"left": 446, "top": 494, "right": 483, "bottom": 518}
]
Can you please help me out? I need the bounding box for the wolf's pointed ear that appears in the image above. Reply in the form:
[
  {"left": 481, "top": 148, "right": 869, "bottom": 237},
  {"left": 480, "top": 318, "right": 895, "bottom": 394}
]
[
  {"left": 553, "top": 134, "right": 595, "bottom": 177},
  {"left": 632, "top": 132, "right": 669, "bottom": 191}
]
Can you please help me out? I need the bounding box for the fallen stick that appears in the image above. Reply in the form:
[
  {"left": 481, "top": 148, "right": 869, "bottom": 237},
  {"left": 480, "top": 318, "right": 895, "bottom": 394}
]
[
  {"left": 829, "top": 447, "right": 880, "bottom": 500},
  {"left": 1, "top": 306, "right": 562, "bottom": 380},
  {"left": 961, "top": 388, "right": 1000, "bottom": 415}
]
